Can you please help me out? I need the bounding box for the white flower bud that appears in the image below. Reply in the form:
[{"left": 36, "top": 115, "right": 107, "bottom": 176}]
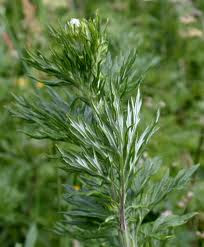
[
  {"left": 69, "top": 18, "right": 80, "bottom": 27},
  {"left": 178, "top": 201, "right": 185, "bottom": 208},
  {"left": 161, "top": 210, "right": 172, "bottom": 217},
  {"left": 187, "top": 191, "right": 194, "bottom": 199}
]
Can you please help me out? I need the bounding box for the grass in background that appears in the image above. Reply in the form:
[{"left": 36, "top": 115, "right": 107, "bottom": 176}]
[{"left": 0, "top": 0, "right": 203, "bottom": 246}]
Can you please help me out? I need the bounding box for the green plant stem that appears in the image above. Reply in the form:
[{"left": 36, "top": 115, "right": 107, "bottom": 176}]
[{"left": 119, "top": 175, "right": 130, "bottom": 247}]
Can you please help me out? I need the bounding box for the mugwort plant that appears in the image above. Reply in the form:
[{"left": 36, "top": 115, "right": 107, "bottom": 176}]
[{"left": 12, "top": 15, "right": 199, "bottom": 247}]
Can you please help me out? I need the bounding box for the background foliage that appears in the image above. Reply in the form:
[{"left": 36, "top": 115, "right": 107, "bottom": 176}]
[{"left": 0, "top": 0, "right": 203, "bottom": 246}]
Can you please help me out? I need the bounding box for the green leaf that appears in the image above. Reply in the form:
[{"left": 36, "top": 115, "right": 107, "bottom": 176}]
[
  {"left": 153, "top": 212, "right": 198, "bottom": 232},
  {"left": 172, "top": 164, "right": 200, "bottom": 190}
]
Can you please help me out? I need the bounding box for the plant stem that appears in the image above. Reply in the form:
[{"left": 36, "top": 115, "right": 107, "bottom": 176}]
[{"left": 119, "top": 176, "right": 130, "bottom": 247}]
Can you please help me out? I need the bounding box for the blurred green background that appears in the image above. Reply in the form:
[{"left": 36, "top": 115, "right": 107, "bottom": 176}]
[{"left": 0, "top": 0, "right": 203, "bottom": 246}]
